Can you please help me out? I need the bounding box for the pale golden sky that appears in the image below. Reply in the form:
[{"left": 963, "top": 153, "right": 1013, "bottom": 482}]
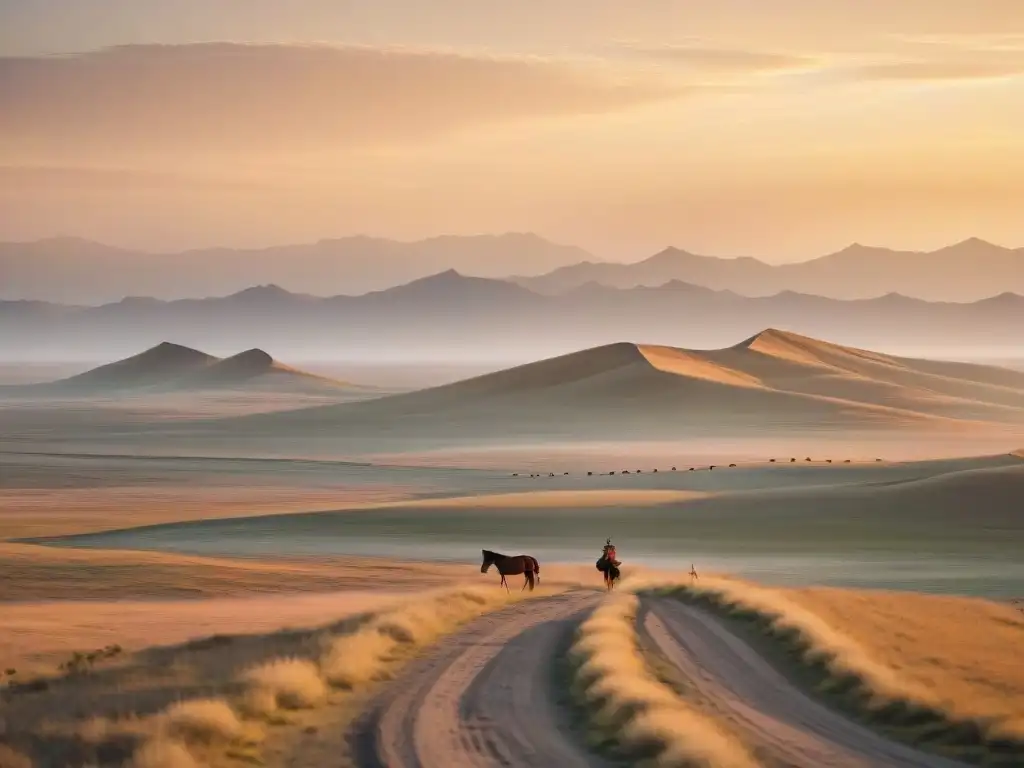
[{"left": 1, "top": 0, "right": 1023, "bottom": 259}]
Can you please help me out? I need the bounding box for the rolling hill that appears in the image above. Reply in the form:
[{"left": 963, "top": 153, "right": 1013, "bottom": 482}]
[
  {"left": 7, "top": 343, "right": 358, "bottom": 396},
  {"left": 219, "top": 330, "right": 1024, "bottom": 443}
]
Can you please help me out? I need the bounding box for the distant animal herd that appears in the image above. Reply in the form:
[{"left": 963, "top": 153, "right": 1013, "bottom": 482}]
[{"left": 511, "top": 457, "right": 883, "bottom": 478}]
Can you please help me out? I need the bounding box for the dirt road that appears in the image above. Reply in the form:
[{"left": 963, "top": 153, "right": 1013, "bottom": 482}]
[
  {"left": 640, "top": 597, "right": 966, "bottom": 768},
  {"left": 348, "top": 590, "right": 612, "bottom": 768},
  {"left": 346, "top": 589, "right": 968, "bottom": 768}
]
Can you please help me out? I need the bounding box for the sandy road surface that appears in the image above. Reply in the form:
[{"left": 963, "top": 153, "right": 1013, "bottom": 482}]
[
  {"left": 349, "top": 590, "right": 613, "bottom": 768},
  {"left": 641, "top": 597, "right": 966, "bottom": 768}
]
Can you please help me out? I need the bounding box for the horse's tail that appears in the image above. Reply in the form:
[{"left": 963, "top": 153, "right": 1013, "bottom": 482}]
[
  {"left": 525, "top": 569, "right": 536, "bottom": 591},
  {"left": 530, "top": 556, "right": 540, "bottom": 583}
]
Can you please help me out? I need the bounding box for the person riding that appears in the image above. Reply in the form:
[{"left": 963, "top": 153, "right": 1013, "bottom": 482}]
[{"left": 600, "top": 538, "right": 620, "bottom": 570}]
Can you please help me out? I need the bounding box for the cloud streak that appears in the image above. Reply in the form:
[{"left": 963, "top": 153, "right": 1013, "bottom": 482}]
[
  {"left": 616, "top": 42, "right": 814, "bottom": 73},
  {"left": 854, "top": 58, "right": 1024, "bottom": 81},
  {"left": 0, "top": 43, "right": 683, "bottom": 161},
  {"left": 830, "top": 38, "right": 1024, "bottom": 82}
]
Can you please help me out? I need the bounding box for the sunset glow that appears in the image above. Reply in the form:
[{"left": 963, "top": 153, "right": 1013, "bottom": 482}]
[{"left": 2, "top": 0, "right": 1023, "bottom": 258}]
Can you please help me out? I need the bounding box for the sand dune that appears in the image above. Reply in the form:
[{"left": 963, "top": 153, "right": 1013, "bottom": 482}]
[
  {"left": 222, "top": 330, "right": 1024, "bottom": 442},
  {"left": 44, "top": 341, "right": 216, "bottom": 391},
  {"left": 5, "top": 342, "right": 357, "bottom": 396}
]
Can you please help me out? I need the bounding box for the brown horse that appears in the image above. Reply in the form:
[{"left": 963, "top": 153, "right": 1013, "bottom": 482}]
[{"left": 481, "top": 550, "right": 540, "bottom": 592}]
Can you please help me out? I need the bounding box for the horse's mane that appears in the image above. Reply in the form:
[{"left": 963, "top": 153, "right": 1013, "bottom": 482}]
[{"left": 482, "top": 549, "right": 505, "bottom": 558}]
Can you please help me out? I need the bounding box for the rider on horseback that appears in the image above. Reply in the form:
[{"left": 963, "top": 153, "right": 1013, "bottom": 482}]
[{"left": 598, "top": 538, "right": 621, "bottom": 571}]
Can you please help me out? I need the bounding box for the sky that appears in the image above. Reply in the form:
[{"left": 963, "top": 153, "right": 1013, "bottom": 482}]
[{"left": 2, "top": 1, "right": 1024, "bottom": 260}]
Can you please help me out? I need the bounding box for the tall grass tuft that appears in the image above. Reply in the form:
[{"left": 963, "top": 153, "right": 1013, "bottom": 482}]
[{"left": 570, "top": 592, "right": 758, "bottom": 768}]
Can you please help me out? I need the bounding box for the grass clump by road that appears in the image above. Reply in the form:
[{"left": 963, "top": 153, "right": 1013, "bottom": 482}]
[
  {"left": 319, "top": 584, "right": 531, "bottom": 688},
  {"left": 569, "top": 590, "right": 758, "bottom": 768}
]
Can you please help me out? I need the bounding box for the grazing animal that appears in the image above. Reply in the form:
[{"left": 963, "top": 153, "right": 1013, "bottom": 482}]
[
  {"left": 770, "top": 459, "right": 776, "bottom": 463},
  {"left": 844, "top": 459, "right": 851, "bottom": 463},
  {"left": 481, "top": 549, "right": 540, "bottom": 592},
  {"left": 587, "top": 471, "right": 593, "bottom": 476},
  {"left": 671, "top": 466, "right": 677, "bottom": 471},
  {"left": 709, "top": 465, "right": 716, "bottom": 471},
  {"left": 790, "top": 458, "right": 796, "bottom": 463},
  {"left": 729, "top": 463, "right": 737, "bottom": 468},
  {"left": 689, "top": 563, "right": 700, "bottom": 582}
]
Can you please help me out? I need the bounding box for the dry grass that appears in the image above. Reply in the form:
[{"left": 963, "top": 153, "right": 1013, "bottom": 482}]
[
  {"left": 0, "top": 587, "right": 412, "bottom": 677},
  {"left": 130, "top": 738, "right": 198, "bottom": 768},
  {"left": 666, "top": 577, "right": 1024, "bottom": 759},
  {"left": 241, "top": 659, "right": 327, "bottom": 713},
  {"left": 786, "top": 587, "right": 1024, "bottom": 739},
  {"left": 569, "top": 591, "right": 758, "bottom": 768},
  {"left": 0, "top": 542, "right": 472, "bottom": 602},
  {"left": 0, "top": 484, "right": 410, "bottom": 539},
  {"left": 160, "top": 699, "right": 245, "bottom": 744},
  {"left": 319, "top": 584, "right": 533, "bottom": 687}
]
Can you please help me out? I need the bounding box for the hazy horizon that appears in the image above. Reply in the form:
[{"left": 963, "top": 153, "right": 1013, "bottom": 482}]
[
  {"left": 3, "top": 1, "right": 1024, "bottom": 258},
  {"left": 3, "top": 231, "right": 1022, "bottom": 264}
]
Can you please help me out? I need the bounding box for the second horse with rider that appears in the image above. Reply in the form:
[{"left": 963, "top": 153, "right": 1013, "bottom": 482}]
[{"left": 597, "top": 538, "right": 621, "bottom": 588}]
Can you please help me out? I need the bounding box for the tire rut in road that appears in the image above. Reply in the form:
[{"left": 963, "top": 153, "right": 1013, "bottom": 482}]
[
  {"left": 640, "top": 596, "right": 968, "bottom": 768},
  {"left": 349, "top": 590, "right": 613, "bottom": 768}
]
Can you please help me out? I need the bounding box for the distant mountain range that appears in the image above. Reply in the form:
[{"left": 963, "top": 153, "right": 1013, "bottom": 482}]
[
  {"left": 511, "top": 238, "right": 1024, "bottom": 302},
  {"left": 3, "top": 270, "right": 1022, "bottom": 361},
  {"left": 0, "top": 233, "right": 591, "bottom": 304},
  {"left": 1, "top": 235, "right": 1021, "bottom": 305}
]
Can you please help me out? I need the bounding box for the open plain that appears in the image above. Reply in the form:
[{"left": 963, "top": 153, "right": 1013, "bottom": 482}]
[{"left": 2, "top": 333, "right": 1023, "bottom": 768}]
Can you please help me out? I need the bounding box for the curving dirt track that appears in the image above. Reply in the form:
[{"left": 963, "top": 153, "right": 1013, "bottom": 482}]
[
  {"left": 348, "top": 590, "right": 613, "bottom": 768},
  {"left": 640, "top": 596, "right": 967, "bottom": 768},
  {"left": 346, "top": 588, "right": 969, "bottom": 768}
]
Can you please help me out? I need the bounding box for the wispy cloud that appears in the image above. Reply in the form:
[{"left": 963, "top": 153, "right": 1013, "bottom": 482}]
[
  {"left": 614, "top": 41, "right": 815, "bottom": 73},
  {"left": 825, "top": 36, "right": 1024, "bottom": 83},
  {"left": 0, "top": 42, "right": 684, "bottom": 162},
  {"left": 853, "top": 58, "right": 1024, "bottom": 82}
]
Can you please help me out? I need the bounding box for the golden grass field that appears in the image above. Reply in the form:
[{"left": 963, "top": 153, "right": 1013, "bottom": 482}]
[{"left": 788, "top": 587, "right": 1024, "bottom": 740}]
